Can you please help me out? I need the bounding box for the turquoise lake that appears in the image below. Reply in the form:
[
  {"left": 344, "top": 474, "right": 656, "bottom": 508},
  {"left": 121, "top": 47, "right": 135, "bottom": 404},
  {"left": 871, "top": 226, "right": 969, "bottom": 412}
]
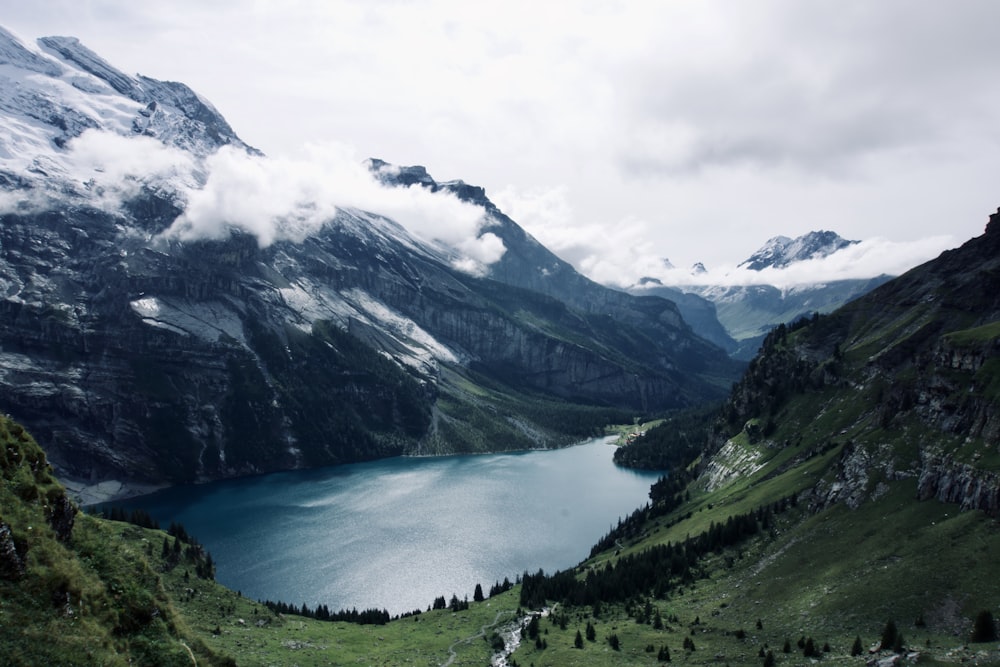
[{"left": 128, "top": 436, "right": 662, "bottom": 615}]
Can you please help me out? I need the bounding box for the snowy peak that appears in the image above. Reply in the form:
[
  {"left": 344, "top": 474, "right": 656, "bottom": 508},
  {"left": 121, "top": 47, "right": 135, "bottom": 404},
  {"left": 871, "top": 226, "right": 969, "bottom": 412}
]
[
  {"left": 0, "top": 26, "right": 63, "bottom": 76},
  {"left": 38, "top": 35, "right": 139, "bottom": 98},
  {"left": 739, "top": 230, "right": 858, "bottom": 271},
  {"left": 0, "top": 24, "right": 251, "bottom": 187}
]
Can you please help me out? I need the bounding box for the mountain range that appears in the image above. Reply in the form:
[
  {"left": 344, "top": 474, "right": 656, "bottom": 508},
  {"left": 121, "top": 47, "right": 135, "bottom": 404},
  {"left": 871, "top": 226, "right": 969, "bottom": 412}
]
[
  {"left": 632, "top": 230, "right": 894, "bottom": 359},
  {"left": 0, "top": 27, "right": 740, "bottom": 498}
]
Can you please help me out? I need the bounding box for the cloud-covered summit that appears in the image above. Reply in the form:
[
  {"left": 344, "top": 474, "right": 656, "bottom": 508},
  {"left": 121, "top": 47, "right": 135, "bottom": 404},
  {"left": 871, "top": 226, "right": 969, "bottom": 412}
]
[{"left": 0, "top": 26, "right": 501, "bottom": 274}]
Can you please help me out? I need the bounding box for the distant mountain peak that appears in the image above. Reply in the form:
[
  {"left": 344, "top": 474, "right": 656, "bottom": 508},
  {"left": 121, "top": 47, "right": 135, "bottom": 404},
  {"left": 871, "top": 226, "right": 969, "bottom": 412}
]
[{"left": 739, "top": 230, "right": 858, "bottom": 271}]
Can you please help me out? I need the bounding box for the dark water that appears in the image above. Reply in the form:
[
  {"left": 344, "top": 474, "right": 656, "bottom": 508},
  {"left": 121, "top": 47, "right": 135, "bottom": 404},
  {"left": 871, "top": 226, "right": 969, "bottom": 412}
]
[{"left": 128, "top": 436, "right": 661, "bottom": 615}]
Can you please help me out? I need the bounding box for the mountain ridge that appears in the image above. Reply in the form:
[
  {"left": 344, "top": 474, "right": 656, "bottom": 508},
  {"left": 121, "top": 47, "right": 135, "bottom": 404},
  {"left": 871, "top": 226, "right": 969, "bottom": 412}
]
[{"left": 738, "top": 229, "right": 858, "bottom": 271}]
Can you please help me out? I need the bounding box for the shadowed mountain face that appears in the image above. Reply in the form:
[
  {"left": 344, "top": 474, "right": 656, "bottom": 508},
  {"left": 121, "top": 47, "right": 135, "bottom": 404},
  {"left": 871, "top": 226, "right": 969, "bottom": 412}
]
[{"left": 0, "top": 29, "right": 740, "bottom": 493}]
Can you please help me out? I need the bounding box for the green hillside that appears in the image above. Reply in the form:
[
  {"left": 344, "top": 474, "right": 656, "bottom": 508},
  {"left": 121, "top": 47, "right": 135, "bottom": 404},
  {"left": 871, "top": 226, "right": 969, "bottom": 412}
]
[{"left": 0, "top": 415, "right": 232, "bottom": 666}]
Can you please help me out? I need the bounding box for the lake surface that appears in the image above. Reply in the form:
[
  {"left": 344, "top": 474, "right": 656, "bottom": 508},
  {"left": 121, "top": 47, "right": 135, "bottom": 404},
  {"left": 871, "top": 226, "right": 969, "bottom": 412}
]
[{"left": 128, "top": 436, "right": 662, "bottom": 615}]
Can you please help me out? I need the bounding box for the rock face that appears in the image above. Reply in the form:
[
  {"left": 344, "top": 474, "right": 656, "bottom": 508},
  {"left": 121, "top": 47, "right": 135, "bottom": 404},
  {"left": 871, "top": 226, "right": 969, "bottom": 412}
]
[
  {"left": 371, "top": 159, "right": 742, "bottom": 384},
  {"left": 0, "top": 522, "right": 25, "bottom": 580},
  {"left": 917, "top": 454, "right": 1000, "bottom": 516},
  {"left": 0, "top": 28, "right": 740, "bottom": 492}
]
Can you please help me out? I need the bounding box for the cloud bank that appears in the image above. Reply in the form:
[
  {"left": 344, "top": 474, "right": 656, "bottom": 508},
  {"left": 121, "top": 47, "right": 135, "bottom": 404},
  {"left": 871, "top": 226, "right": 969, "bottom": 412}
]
[
  {"left": 494, "top": 184, "right": 957, "bottom": 289},
  {"left": 59, "top": 132, "right": 499, "bottom": 272}
]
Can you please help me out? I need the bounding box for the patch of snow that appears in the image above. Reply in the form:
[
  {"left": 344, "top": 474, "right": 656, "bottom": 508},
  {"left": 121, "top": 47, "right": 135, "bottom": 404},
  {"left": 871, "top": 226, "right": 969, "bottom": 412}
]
[
  {"left": 343, "top": 287, "right": 459, "bottom": 364},
  {"left": 129, "top": 296, "right": 246, "bottom": 344}
]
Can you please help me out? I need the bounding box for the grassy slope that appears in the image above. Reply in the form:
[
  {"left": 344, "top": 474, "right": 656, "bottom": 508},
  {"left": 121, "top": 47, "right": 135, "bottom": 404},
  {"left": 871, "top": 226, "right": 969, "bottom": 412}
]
[
  {"left": 0, "top": 416, "right": 231, "bottom": 666},
  {"left": 122, "top": 524, "right": 525, "bottom": 667}
]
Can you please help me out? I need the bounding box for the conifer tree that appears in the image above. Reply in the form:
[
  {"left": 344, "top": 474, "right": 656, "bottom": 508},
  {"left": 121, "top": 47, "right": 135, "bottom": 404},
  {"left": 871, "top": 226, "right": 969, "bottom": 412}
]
[
  {"left": 574, "top": 630, "right": 584, "bottom": 649},
  {"left": 851, "top": 636, "right": 863, "bottom": 656},
  {"left": 973, "top": 610, "right": 998, "bottom": 642},
  {"left": 881, "top": 620, "right": 898, "bottom": 652}
]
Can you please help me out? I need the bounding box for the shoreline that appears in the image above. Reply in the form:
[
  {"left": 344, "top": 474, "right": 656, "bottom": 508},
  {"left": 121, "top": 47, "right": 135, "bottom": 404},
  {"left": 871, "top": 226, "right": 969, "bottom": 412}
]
[
  {"left": 62, "top": 433, "right": 627, "bottom": 506},
  {"left": 61, "top": 478, "right": 169, "bottom": 507}
]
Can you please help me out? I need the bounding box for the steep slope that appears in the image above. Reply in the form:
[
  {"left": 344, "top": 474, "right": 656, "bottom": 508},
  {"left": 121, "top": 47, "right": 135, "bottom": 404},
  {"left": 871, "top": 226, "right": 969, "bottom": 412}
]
[
  {"left": 0, "top": 415, "right": 232, "bottom": 665},
  {"left": 370, "top": 159, "right": 742, "bottom": 385},
  {"left": 0, "top": 28, "right": 740, "bottom": 496},
  {"left": 717, "top": 207, "right": 1000, "bottom": 481}
]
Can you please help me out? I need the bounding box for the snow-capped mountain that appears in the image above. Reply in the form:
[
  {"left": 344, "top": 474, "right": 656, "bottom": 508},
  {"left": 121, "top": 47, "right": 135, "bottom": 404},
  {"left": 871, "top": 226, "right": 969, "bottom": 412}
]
[
  {"left": 0, "top": 26, "right": 247, "bottom": 190},
  {"left": 631, "top": 230, "right": 890, "bottom": 360},
  {"left": 738, "top": 231, "right": 858, "bottom": 271},
  {"left": 0, "top": 27, "right": 739, "bottom": 498}
]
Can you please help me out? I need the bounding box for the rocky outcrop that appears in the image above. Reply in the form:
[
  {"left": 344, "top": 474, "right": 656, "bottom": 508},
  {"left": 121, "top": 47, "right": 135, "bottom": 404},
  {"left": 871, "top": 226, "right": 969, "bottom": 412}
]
[
  {"left": 810, "top": 442, "right": 918, "bottom": 512},
  {"left": 917, "top": 452, "right": 1000, "bottom": 517},
  {"left": 0, "top": 522, "right": 25, "bottom": 580},
  {"left": 45, "top": 491, "right": 76, "bottom": 543},
  {"left": 699, "top": 438, "right": 765, "bottom": 492}
]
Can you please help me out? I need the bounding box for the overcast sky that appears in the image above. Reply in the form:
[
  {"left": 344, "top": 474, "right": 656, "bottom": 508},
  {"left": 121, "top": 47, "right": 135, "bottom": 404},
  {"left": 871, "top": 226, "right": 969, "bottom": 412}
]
[{"left": 3, "top": 1, "right": 999, "bottom": 287}]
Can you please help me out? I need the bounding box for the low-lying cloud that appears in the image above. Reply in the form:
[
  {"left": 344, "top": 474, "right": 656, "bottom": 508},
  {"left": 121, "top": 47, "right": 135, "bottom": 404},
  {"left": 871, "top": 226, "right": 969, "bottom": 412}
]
[
  {"left": 65, "top": 130, "right": 199, "bottom": 209},
  {"left": 60, "top": 131, "right": 500, "bottom": 273},
  {"left": 649, "top": 235, "right": 956, "bottom": 290},
  {"left": 494, "top": 184, "right": 957, "bottom": 290}
]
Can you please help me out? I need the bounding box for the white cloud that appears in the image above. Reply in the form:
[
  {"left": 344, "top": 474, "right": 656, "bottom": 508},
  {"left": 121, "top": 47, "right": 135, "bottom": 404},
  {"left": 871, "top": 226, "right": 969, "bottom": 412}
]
[
  {"left": 627, "top": 236, "right": 957, "bottom": 290},
  {"left": 30, "top": 128, "right": 501, "bottom": 272},
  {"left": 159, "top": 142, "right": 497, "bottom": 264},
  {"left": 64, "top": 130, "right": 197, "bottom": 211},
  {"left": 491, "top": 181, "right": 962, "bottom": 289}
]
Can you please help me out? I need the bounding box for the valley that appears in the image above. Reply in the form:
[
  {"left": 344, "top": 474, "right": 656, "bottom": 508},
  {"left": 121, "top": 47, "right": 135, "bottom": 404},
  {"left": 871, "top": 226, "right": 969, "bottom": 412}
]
[{"left": 1, "top": 22, "right": 999, "bottom": 667}]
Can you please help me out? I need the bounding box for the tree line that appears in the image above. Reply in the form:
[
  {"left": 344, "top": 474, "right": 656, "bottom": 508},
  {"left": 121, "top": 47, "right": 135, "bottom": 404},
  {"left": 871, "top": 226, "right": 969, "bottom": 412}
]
[
  {"left": 521, "top": 496, "right": 797, "bottom": 609},
  {"left": 261, "top": 577, "right": 518, "bottom": 627}
]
